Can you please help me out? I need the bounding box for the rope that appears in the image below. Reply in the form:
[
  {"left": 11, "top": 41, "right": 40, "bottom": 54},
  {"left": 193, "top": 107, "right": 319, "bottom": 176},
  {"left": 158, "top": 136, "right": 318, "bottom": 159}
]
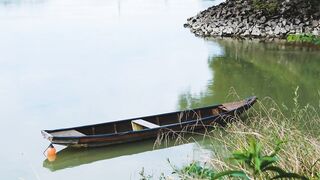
[{"left": 43, "top": 144, "right": 53, "bottom": 157}]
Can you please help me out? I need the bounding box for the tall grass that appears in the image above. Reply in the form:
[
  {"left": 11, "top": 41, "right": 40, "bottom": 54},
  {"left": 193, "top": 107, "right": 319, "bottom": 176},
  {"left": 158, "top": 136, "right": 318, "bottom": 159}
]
[
  {"left": 199, "top": 97, "right": 320, "bottom": 179},
  {"left": 145, "top": 92, "right": 320, "bottom": 179}
]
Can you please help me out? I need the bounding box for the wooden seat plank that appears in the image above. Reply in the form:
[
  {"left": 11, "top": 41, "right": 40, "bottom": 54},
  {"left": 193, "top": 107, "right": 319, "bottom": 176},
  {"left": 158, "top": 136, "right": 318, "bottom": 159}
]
[{"left": 131, "top": 119, "right": 160, "bottom": 131}]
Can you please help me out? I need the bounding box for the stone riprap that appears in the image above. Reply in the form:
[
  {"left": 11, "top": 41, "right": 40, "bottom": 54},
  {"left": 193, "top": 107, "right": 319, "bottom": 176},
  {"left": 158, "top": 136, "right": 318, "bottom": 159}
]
[{"left": 184, "top": 0, "right": 320, "bottom": 39}]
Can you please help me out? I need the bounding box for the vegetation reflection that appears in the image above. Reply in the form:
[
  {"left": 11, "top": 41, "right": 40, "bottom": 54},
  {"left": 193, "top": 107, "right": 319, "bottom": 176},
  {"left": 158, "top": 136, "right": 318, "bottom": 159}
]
[{"left": 179, "top": 39, "right": 320, "bottom": 110}]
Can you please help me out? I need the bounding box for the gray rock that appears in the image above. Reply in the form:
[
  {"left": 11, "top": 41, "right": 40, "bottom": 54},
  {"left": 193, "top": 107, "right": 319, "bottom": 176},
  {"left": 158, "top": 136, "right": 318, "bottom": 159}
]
[
  {"left": 252, "top": 27, "right": 262, "bottom": 36},
  {"left": 260, "top": 16, "right": 267, "bottom": 24},
  {"left": 305, "top": 21, "right": 310, "bottom": 26},
  {"left": 184, "top": 0, "right": 320, "bottom": 40},
  {"left": 282, "top": 19, "right": 287, "bottom": 26},
  {"left": 289, "top": 29, "right": 296, "bottom": 34},
  {"left": 212, "top": 27, "right": 220, "bottom": 34},
  {"left": 192, "top": 23, "right": 201, "bottom": 30},
  {"left": 266, "top": 21, "right": 271, "bottom": 26},
  {"left": 271, "top": 21, "right": 277, "bottom": 27},
  {"left": 266, "top": 30, "right": 274, "bottom": 36},
  {"left": 223, "top": 27, "right": 233, "bottom": 35},
  {"left": 243, "top": 18, "right": 248, "bottom": 25},
  {"left": 274, "top": 26, "right": 281, "bottom": 35},
  {"left": 280, "top": 27, "right": 287, "bottom": 35},
  {"left": 304, "top": 27, "right": 312, "bottom": 33},
  {"left": 312, "top": 30, "right": 319, "bottom": 36},
  {"left": 236, "top": 15, "right": 242, "bottom": 22},
  {"left": 248, "top": 15, "right": 254, "bottom": 22},
  {"left": 243, "top": 29, "right": 250, "bottom": 37},
  {"left": 265, "top": 26, "right": 272, "bottom": 32},
  {"left": 312, "top": 20, "right": 319, "bottom": 27},
  {"left": 236, "top": 27, "right": 243, "bottom": 34},
  {"left": 206, "top": 27, "right": 213, "bottom": 33},
  {"left": 285, "top": 25, "right": 290, "bottom": 31}
]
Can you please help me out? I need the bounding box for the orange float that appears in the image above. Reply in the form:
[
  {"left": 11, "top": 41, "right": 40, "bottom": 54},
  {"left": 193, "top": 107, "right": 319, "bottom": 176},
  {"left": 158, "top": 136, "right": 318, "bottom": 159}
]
[
  {"left": 46, "top": 144, "right": 57, "bottom": 162},
  {"left": 47, "top": 154, "right": 56, "bottom": 162}
]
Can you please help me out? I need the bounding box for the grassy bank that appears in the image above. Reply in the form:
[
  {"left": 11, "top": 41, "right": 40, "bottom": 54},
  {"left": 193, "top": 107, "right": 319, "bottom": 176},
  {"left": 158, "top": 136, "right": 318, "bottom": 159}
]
[
  {"left": 287, "top": 34, "right": 320, "bottom": 46},
  {"left": 141, "top": 92, "right": 320, "bottom": 179}
]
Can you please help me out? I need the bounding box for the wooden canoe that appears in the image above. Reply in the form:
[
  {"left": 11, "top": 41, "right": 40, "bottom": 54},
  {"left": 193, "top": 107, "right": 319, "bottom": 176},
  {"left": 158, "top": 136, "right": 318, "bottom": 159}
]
[{"left": 41, "top": 96, "right": 257, "bottom": 147}]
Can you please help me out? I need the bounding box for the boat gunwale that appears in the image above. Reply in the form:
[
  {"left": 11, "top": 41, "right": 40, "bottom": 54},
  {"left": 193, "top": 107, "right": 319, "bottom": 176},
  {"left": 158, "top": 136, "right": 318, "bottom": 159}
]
[
  {"left": 50, "top": 114, "right": 222, "bottom": 140},
  {"left": 43, "top": 96, "right": 257, "bottom": 141},
  {"left": 44, "top": 103, "right": 222, "bottom": 133}
]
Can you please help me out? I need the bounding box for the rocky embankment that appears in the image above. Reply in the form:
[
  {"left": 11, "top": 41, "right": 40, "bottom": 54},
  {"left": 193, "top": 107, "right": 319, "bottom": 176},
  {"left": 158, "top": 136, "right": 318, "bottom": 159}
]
[{"left": 184, "top": 0, "right": 320, "bottom": 39}]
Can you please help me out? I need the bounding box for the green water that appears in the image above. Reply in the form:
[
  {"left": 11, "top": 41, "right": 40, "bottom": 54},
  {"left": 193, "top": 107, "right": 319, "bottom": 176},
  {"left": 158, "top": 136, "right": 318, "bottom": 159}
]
[
  {"left": 179, "top": 39, "right": 320, "bottom": 110},
  {"left": 40, "top": 40, "right": 320, "bottom": 178}
]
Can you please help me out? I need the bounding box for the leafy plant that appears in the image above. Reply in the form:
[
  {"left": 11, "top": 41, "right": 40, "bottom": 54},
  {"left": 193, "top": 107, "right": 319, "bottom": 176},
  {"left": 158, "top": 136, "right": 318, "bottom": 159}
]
[
  {"left": 230, "top": 138, "right": 308, "bottom": 179},
  {"left": 181, "top": 162, "right": 215, "bottom": 179},
  {"left": 287, "top": 34, "right": 320, "bottom": 46},
  {"left": 174, "top": 138, "right": 308, "bottom": 180},
  {"left": 178, "top": 162, "right": 248, "bottom": 180}
]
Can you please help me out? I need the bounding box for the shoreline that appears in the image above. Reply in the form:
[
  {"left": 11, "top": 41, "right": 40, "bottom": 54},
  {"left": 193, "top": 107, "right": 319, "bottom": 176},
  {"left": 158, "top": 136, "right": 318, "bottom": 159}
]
[{"left": 184, "top": 0, "right": 320, "bottom": 40}]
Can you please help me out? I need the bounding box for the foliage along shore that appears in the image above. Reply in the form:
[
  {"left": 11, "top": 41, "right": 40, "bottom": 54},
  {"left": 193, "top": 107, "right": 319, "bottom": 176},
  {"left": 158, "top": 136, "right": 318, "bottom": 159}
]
[
  {"left": 184, "top": 0, "right": 320, "bottom": 42},
  {"left": 140, "top": 91, "right": 320, "bottom": 179}
]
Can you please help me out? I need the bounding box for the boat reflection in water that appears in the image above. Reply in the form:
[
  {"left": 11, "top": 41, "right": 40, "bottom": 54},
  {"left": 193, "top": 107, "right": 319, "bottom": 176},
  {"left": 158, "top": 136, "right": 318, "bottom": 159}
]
[{"left": 43, "top": 135, "right": 210, "bottom": 171}]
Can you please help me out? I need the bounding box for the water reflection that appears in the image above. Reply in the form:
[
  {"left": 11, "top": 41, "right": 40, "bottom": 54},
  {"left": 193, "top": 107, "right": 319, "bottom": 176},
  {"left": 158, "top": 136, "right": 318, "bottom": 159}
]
[
  {"left": 44, "top": 140, "right": 159, "bottom": 171},
  {"left": 43, "top": 135, "right": 211, "bottom": 172},
  {"left": 179, "top": 39, "right": 320, "bottom": 110}
]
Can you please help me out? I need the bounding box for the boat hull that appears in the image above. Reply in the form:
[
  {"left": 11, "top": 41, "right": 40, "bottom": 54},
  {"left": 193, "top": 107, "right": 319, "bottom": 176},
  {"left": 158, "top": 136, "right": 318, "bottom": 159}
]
[{"left": 42, "top": 97, "right": 257, "bottom": 147}]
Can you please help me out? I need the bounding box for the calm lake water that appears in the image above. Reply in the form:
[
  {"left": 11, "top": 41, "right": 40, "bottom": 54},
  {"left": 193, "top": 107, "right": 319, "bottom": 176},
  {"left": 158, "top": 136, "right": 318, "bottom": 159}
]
[{"left": 0, "top": 0, "right": 319, "bottom": 179}]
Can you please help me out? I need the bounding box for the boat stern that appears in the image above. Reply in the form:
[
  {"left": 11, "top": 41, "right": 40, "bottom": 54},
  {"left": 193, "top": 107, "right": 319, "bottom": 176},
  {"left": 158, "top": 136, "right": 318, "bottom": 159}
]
[
  {"left": 41, "top": 130, "right": 53, "bottom": 142},
  {"left": 41, "top": 129, "right": 82, "bottom": 146}
]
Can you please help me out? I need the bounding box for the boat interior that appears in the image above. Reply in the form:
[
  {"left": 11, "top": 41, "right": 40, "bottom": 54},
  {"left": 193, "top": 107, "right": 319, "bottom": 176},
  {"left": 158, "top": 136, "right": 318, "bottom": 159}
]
[{"left": 49, "top": 100, "right": 246, "bottom": 137}]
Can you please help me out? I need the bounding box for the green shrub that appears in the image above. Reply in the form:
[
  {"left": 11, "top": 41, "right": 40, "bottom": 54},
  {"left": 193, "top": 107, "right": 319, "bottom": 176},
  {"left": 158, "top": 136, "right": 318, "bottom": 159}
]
[
  {"left": 252, "top": 0, "right": 279, "bottom": 15},
  {"left": 287, "top": 34, "right": 320, "bottom": 45}
]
